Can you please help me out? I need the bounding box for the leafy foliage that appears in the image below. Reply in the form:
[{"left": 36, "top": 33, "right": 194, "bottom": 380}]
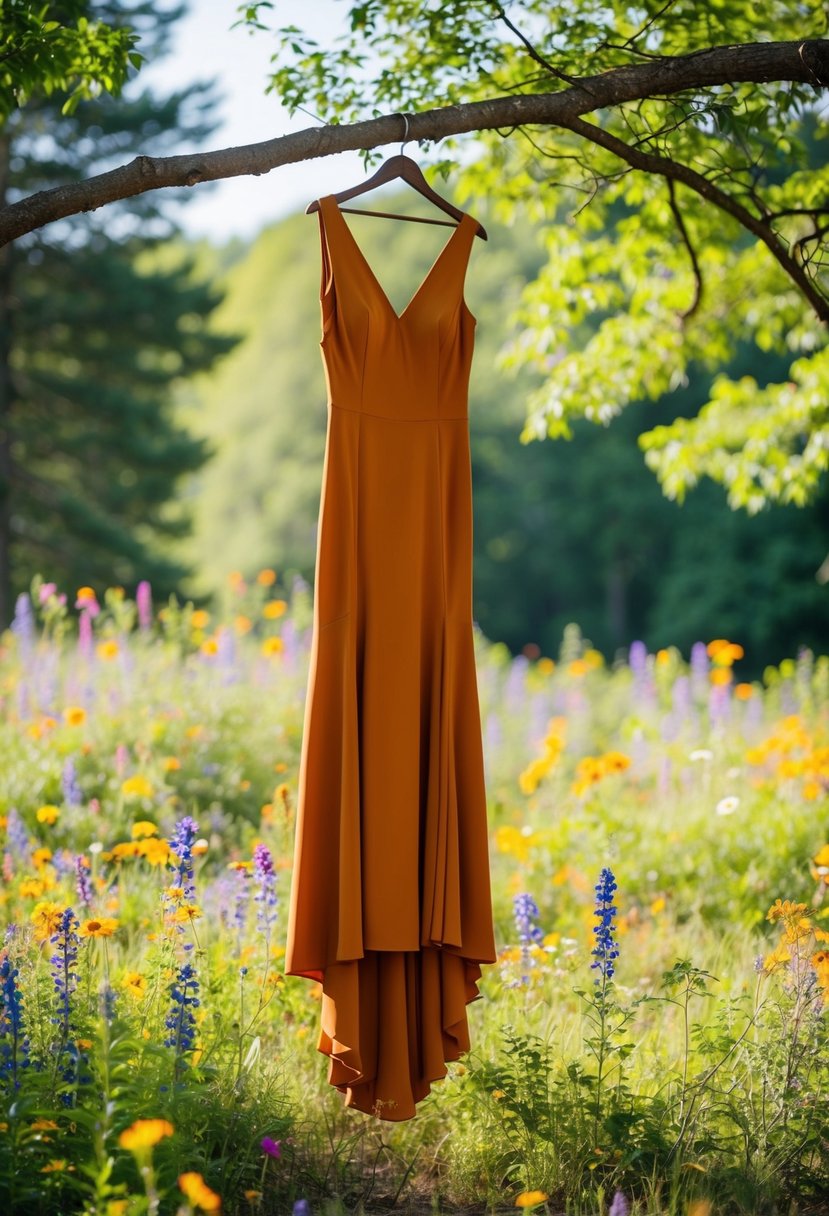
[
  {"left": 0, "top": 0, "right": 140, "bottom": 119},
  {"left": 243, "top": 0, "right": 829, "bottom": 509}
]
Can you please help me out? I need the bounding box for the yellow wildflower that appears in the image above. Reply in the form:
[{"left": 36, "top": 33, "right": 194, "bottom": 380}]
[
  {"left": 76, "top": 1039, "right": 93, "bottom": 1050},
  {"left": 200, "top": 638, "right": 219, "bottom": 657},
  {"left": 515, "top": 1192, "right": 548, "bottom": 1208},
  {"left": 131, "top": 820, "right": 159, "bottom": 838},
  {"left": 78, "top": 917, "right": 119, "bottom": 938},
  {"left": 119, "top": 1119, "right": 174, "bottom": 1151},
  {"left": 63, "top": 706, "right": 87, "bottom": 726},
  {"left": 172, "top": 904, "right": 203, "bottom": 923},
  {"left": 121, "top": 775, "right": 153, "bottom": 799},
  {"left": 536, "top": 657, "right": 555, "bottom": 675},
  {"left": 138, "top": 837, "right": 170, "bottom": 866},
  {"left": 97, "top": 640, "right": 119, "bottom": 661},
  {"left": 32, "top": 846, "right": 53, "bottom": 870},
  {"left": 111, "top": 841, "right": 143, "bottom": 860},
  {"left": 257, "top": 568, "right": 277, "bottom": 586},
  {"left": 710, "top": 668, "right": 732, "bottom": 686},
  {"left": 735, "top": 683, "right": 755, "bottom": 700},
  {"left": 41, "top": 1160, "right": 73, "bottom": 1173},
  {"left": 31, "top": 901, "right": 67, "bottom": 940},
  {"left": 18, "top": 878, "right": 46, "bottom": 899},
  {"left": 763, "top": 943, "right": 792, "bottom": 972},
  {"left": 263, "top": 599, "right": 287, "bottom": 619},
  {"left": 261, "top": 637, "right": 284, "bottom": 657},
  {"left": 178, "top": 1172, "right": 222, "bottom": 1212},
  {"left": 234, "top": 614, "right": 253, "bottom": 634},
  {"left": 162, "top": 757, "right": 181, "bottom": 772},
  {"left": 191, "top": 609, "right": 210, "bottom": 630},
  {"left": 123, "top": 971, "right": 147, "bottom": 999},
  {"left": 767, "top": 899, "right": 809, "bottom": 923},
  {"left": 36, "top": 804, "right": 60, "bottom": 825}
]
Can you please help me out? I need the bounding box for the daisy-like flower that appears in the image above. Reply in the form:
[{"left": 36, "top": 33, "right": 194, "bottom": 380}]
[
  {"left": 78, "top": 917, "right": 119, "bottom": 938},
  {"left": 715, "top": 796, "right": 740, "bottom": 816},
  {"left": 122, "top": 971, "right": 147, "bottom": 1000}
]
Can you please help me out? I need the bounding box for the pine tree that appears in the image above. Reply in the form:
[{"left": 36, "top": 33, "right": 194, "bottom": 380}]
[{"left": 0, "top": 1, "right": 236, "bottom": 621}]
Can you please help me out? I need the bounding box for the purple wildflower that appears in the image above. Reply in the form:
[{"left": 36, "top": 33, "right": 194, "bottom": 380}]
[
  {"left": 136, "top": 580, "right": 153, "bottom": 631},
  {"left": 10, "top": 593, "right": 35, "bottom": 649},
  {"left": 292, "top": 1201, "right": 310, "bottom": 1216},
  {"left": 233, "top": 866, "right": 251, "bottom": 952},
  {"left": 78, "top": 609, "right": 94, "bottom": 658},
  {"left": 591, "top": 868, "right": 619, "bottom": 985},
  {"left": 261, "top": 1136, "right": 281, "bottom": 1158},
  {"left": 253, "top": 844, "right": 278, "bottom": 935},
  {"left": 513, "top": 892, "right": 544, "bottom": 985},
  {"left": 5, "top": 809, "right": 30, "bottom": 859},
  {"left": 62, "top": 758, "right": 83, "bottom": 807},
  {"left": 50, "top": 908, "right": 80, "bottom": 1038},
  {"left": 75, "top": 855, "right": 94, "bottom": 909},
  {"left": 609, "top": 1191, "right": 630, "bottom": 1216}
]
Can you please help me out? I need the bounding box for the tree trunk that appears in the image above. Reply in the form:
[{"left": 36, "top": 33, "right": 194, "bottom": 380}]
[{"left": 0, "top": 129, "right": 13, "bottom": 626}]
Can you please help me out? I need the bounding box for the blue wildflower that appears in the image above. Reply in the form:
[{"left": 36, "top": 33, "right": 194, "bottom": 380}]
[
  {"left": 99, "top": 982, "right": 118, "bottom": 1024},
  {"left": 50, "top": 908, "right": 80, "bottom": 1037},
  {"left": 253, "top": 843, "right": 278, "bottom": 936},
  {"left": 49, "top": 908, "right": 81, "bottom": 1106},
  {"left": 0, "top": 952, "right": 30, "bottom": 1090},
  {"left": 513, "top": 892, "right": 544, "bottom": 986},
  {"left": 591, "top": 868, "right": 619, "bottom": 984},
  {"left": 168, "top": 816, "right": 199, "bottom": 903},
  {"left": 164, "top": 960, "right": 200, "bottom": 1057}
]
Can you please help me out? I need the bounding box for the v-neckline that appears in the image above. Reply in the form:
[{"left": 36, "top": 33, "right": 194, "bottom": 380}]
[{"left": 324, "top": 196, "right": 471, "bottom": 323}]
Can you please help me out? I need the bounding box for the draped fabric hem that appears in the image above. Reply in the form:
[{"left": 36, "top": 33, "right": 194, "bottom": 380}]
[{"left": 312, "top": 948, "right": 485, "bottom": 1121}]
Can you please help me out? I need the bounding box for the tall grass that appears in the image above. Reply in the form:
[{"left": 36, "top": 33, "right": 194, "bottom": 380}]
[{"left": 1, "top": 577, "right": 827, "bottom": 1214}]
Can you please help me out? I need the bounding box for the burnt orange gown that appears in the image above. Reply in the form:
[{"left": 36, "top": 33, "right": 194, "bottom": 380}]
[{"left": 284, "top": 194, "right": 497, "bottom": 1121}]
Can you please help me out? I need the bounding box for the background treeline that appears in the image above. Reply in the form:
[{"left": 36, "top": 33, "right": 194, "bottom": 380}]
[{"left": 179, "top": 199, "right": 829, "bottom": 675}]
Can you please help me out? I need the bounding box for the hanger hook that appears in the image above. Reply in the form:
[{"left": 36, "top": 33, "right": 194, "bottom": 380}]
[{"left": 399, "top": 112, "right": 411, "bottom": 156}]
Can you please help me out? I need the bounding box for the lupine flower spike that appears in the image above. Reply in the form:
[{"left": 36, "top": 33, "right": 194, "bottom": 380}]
[{"left": 591, "top": 868, "right": 619, "bottom": 984}]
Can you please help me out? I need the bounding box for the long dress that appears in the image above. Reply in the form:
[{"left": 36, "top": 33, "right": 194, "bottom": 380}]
[{"left": 284, "top": 193, "right": 497, "bottom": 1121}]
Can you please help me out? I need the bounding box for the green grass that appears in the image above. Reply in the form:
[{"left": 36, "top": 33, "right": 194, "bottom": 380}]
[{"left": 0, "top": 578, "right": 827, "bottom": 1215}]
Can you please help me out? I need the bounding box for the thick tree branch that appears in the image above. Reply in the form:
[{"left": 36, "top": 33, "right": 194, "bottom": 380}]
[{"left": 1, "top": 37, "right": 828, "bottom": 252}]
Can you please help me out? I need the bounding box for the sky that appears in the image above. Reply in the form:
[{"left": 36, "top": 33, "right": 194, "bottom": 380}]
[{"left": 140, "top": 0, "right": 366, "bottom": 244}]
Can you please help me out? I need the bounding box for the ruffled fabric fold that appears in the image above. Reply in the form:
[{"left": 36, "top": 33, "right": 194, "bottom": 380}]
[{"left": 316, "top": 948, "right": 485, "bottom": 1120}]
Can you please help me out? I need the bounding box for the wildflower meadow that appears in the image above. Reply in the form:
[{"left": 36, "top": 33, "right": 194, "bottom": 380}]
[{"left": 1, "top": 575, "right": 828, "bottom": 1215}]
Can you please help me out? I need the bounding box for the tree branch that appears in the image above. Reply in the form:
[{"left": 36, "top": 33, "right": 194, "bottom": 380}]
[
  {"left": 557, "top": 110, "right": 829, "bottom": 323},
  {"left": 1, "top": 37, "right": 828, "bottom": 253}
]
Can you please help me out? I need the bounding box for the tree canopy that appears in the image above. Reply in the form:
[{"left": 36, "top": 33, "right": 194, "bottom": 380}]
[{"left": 2, "top": 2, "right": 829, "bottom": 511}]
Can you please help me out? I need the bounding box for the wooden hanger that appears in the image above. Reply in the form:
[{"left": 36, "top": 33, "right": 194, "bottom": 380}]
[{"left": 306, "top": 152, "right": 487, "bottom": 240}]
